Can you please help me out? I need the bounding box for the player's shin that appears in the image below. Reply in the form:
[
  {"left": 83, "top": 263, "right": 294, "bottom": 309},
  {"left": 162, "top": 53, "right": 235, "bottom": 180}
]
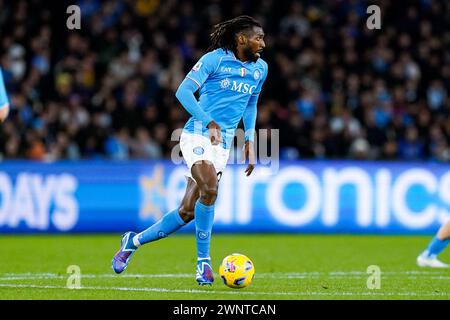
[
  {"left": 134, "top": 208, "right": 186, "bottom": 246},
  {"left": 194, "top": 200, "right": 215, "bottom": 259}
]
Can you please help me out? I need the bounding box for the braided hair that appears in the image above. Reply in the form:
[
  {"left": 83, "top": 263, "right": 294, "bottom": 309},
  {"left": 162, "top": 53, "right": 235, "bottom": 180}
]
[{"left": 208, "top": 15, "right": 262, "bottom": 53}]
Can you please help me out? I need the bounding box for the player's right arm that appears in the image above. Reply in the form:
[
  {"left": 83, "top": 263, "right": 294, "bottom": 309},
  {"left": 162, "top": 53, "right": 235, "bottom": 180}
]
[
  {"left": 242, "top": 61, "right": 268, "bottom": 176},
  {"left": 175, "top": 52, "right": 222, "bottom": 145},
  {"left": 0, "top": 68, "right": 9, "bottom": 123}
]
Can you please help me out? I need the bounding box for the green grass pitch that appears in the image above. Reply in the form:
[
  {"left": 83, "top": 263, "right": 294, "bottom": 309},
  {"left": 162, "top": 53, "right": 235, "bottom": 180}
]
[{"left": 0, "top": 234, "right": 449, "bottom": 300}]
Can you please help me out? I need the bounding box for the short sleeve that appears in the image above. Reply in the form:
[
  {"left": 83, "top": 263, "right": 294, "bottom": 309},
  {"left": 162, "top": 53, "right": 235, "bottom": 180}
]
[
  {"left": 0, "top": 68, "right": 8, "bottom": 106},
  {"left": 185, "top": 52, "right": 218, "bottom": 89},
  {"left": 252, "top": 61, "right": 268, "bottom": 96}
]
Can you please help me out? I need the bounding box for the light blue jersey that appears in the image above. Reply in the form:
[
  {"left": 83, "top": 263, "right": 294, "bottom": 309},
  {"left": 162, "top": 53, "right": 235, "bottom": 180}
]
[
  {"left": 182, "top": 48, "right": 268, "bottom": 149},
  {"left": 0, "top": 67, "right": 8, "bottom": 107}
]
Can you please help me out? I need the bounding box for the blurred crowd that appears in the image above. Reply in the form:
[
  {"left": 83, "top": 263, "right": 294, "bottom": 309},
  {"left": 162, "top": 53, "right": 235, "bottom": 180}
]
[{"left": 0, "top": 0, "right": 449, "bottom": 161}]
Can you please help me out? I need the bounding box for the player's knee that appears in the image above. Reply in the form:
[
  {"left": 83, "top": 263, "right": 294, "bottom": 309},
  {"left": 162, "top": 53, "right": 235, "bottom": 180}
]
[
  {"left": 199, "top": 186, "right": 218, "bottom": 205},
  {"left": 178, "top": 206, "right": 194, "bottom": 223}
]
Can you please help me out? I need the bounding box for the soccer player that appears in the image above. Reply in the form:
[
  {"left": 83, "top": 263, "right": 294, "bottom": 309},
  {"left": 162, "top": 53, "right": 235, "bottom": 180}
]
[
  {"left": 112, "top": 16, "right": 268, "bottom": 285},
  {"left": 0, "top": 67, "right": 9, "bottom": 122},
  {"left": 417, "top": 221, "right": 450, "bottom": 268}
]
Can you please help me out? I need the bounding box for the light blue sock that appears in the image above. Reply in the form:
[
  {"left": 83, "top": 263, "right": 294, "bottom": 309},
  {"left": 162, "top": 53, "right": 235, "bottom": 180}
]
[
  {"left": 136, "top": 209, "right": 186, "bottom": 246},
  {"left": 195, "top": 200, "right": 215, "bottom": 259},
  {"left": 424, "top": 237, "right": 450, "bottom": 258}
]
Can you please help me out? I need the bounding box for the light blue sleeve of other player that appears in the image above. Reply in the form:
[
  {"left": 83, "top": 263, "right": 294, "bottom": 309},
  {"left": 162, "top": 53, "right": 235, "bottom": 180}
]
[
  {"left": 0, "top": 68, "right": 9, "bottom": 107},
  {"left": 243, "top": 62, "right": 268, "bottom": 142},
  {"left": 175, "top": 52, "right": 219, "bottom": 126}
]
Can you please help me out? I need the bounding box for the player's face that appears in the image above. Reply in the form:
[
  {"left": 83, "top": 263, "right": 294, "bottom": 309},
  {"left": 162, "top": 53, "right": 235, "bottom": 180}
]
[{"left": 242, "top": 27, "right": 265, "bottom": 62}]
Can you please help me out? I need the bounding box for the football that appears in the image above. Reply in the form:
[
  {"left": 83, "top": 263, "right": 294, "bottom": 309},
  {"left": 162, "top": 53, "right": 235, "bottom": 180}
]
[{"left": 219, "top": 253, "right": 255, "bottom": 289}]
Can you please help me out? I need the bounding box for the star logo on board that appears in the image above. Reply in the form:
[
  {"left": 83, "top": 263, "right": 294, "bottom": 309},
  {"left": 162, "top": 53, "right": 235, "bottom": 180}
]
[{"left": 139, "top": 165, "right": 166, "bottom": 221}]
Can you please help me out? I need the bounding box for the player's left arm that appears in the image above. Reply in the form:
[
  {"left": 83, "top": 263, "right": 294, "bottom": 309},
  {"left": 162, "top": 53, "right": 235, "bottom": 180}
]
[
  {"left": 242, "top": 63, "right": 268, "bottom": 176},
  {"left": 0, "top": 68, "right": 10, "bottom": 123},
  {"left": 242, "top": 94, "right": 258, "bottom": 176}
]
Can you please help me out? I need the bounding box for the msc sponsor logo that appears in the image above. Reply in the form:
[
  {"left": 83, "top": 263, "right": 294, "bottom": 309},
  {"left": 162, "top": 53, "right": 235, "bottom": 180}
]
[
  {"left": 219, "top": 79, "right": 257, "bottom": 94},
  {"left": 230, "top": 81, "right": 257, "bottom": 94}
]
